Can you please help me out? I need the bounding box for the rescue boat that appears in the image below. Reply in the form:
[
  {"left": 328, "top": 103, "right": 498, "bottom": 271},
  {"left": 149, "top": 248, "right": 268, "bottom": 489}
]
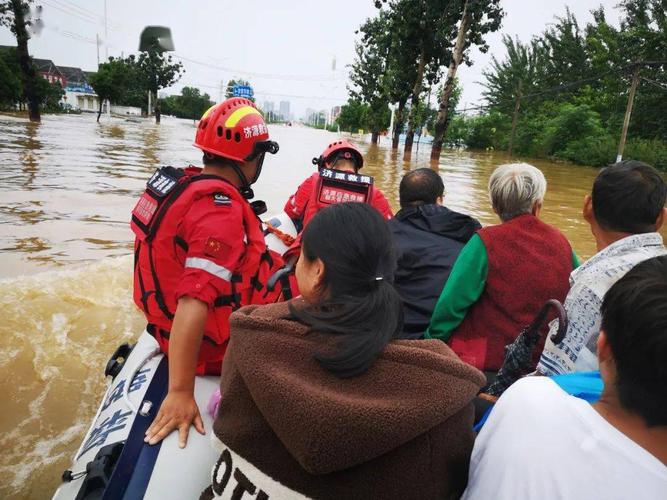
[{"left": 53, "top": 213, "right": 297, "bottom": 500}]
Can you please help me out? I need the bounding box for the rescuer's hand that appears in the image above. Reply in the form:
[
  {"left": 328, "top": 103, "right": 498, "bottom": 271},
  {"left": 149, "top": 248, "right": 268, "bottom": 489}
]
[
  {"left": 144, "top": 296, "right": 209, "bottom": 448},
  {"left": 145, "top": 390, "right": 205, "bottom": 448}
]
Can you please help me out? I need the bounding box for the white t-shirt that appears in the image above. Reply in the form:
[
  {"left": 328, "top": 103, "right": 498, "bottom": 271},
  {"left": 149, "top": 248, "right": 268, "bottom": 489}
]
[{"left": 463, "top": 377, "right": 667, "bottom": 500}]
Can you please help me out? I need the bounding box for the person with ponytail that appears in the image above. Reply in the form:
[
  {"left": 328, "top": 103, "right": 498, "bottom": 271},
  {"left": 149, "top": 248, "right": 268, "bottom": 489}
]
[{"left": 202, "top": 203, "right": 486, "bottom": 500}]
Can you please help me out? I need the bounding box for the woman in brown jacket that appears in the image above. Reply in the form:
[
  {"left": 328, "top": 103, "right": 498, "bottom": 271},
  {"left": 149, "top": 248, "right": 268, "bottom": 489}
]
[{"left": 202, "top": 203, "right": 485, "bottom": 500}]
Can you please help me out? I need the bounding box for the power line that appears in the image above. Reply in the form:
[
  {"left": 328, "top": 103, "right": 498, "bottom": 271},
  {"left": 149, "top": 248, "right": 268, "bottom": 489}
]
[
  {"left": 173, "top": 54, "right": 347, "bottom": 82},
  {"left": 175, "top": 81, "right": 346, "bottom": 102},
  {"left": 641, "top": 76, "right": 667, "bottom": 92}
]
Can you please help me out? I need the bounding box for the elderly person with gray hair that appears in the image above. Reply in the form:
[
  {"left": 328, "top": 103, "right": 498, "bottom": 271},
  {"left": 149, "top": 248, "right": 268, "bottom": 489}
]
[{"left": 426, "top": 163, "right": 578, "bottom": 373}]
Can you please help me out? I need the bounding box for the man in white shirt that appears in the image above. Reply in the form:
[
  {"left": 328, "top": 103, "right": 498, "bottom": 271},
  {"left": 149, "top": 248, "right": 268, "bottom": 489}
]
[
  {"left": 463, "top": 255, "right": 667, "bottom": 500},
  {"left": 538, "top": 161, "right": 666, "bottom": 375}
]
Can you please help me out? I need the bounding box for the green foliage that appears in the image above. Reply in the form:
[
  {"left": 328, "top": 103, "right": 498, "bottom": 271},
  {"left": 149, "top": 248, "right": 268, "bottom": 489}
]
[
  {"left": 89, "top": 57, "right": 131, "bottom": 103},
  {"left": 160, "top": 86, "right": 214, "bottom": 120},
  {"left": 465, "top": 111, "right": 509, "bottom": 150},
  {"left": 468, "top": 0, "right": 667, "bottom": 169},
  {"left": 540, "top": 104, "right": 606, "bottom": 156},
  {"left": 0, "top": 48, "right": 21, "bottom": 108},
  {"left": 482, "top": 35, "right": 547, "bottom": 112},
  {"left": 136, "top": 47, "right": 184, "bottom": 95},
  {"left": 336, "top": 99, "right": 368, "bottom": 133},
  {"left": 34, "top": 76, "right": 63, "bottom": 111},
  {"left": 442, "top": 114, "right": 469, "bottom": 147}
]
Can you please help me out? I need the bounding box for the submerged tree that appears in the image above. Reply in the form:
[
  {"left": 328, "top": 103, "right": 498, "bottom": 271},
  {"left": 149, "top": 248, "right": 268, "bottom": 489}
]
[
  {"left": 160, "top": 86, "right": 214, "bottom": 121},
  {"left": 0, "top": 0, "right": 40, "bottom": 121},
  {"left": 349, "top": 15, "right": 392, "bottom": 143},
  {"left": 89, "top": 57, "right": 133, "bottom": 122},
  {"left": 430, "top": 0, "right": 504, "bottom": 159},
  {"left": 136, "top": 46, "right": 184, "bottom": 123}
]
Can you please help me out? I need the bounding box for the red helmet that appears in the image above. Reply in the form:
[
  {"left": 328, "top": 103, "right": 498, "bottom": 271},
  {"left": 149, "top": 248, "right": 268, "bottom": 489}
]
[
  {"left": 312, "top": 139, "right": 364, "bottom": 170},
  {"left": 194, "top": 98, "right": 277, "bottom": 163}
]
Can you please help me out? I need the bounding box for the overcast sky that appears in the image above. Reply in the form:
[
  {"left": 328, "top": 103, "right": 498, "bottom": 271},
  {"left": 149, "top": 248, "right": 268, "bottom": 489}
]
[{"left": 0, "top": 0, "right": 621, "bottom": 118}]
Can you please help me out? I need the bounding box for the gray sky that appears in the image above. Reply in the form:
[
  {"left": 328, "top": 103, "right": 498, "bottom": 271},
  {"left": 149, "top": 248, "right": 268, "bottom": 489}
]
[{"left": 0, "top": 0, "right": 621, "bottom": 118}]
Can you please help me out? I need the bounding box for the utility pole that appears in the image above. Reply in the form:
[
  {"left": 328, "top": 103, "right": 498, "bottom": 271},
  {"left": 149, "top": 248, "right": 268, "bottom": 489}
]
[
  {"left": 616, "top": 64, "right": 640, "bottom": 163},
  {"left": 388, "top": 104, "right": 395, "bottom": 145},
  {"left": 508, "top": 81, "right": 523, "bottom": 157},
  {"left": 96, "top": 33, "right": 100, "bottom": 67},
  {"left": 103, "top": 0, "right": 109, "bottom": 59}
]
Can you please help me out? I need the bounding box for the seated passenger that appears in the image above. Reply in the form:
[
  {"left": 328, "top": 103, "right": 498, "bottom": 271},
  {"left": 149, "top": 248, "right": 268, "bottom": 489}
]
[
  {"left": 426, "top": 163, "right": 577, "bottom": 373},
  {"left": 283, "top": 139, "right": 392, "bottom": 234},
  {"left": 463, "top": 255, "right": 667, "bottom": 500},
  {"left": 538, "top": 160, "right": 667, "bottom": 375},
  {"left": 202, "top": 203, "right": 485, "bottom": 500},
  {"left": 389, "top": 168, "right": 481, "bottom": 339}
]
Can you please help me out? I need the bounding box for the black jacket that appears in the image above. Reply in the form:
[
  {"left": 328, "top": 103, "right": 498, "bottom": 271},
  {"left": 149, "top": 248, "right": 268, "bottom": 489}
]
[{"left": 389, "top": 204, "right": 481, "bottom": 339}]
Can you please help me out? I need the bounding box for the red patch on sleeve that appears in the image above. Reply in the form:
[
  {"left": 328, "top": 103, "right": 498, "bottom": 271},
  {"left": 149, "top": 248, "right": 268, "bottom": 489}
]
[
  {"left": 132, "top": 192, "right": 158, "bottom": 225},
  {"left": 204, "top": 237, "right": 229, "bottom": 258}
]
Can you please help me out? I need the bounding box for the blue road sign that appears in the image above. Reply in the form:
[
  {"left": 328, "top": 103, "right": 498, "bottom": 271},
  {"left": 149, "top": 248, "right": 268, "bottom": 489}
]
[{"left": 232, "top": 85, "right": 254, "bottom": 99}]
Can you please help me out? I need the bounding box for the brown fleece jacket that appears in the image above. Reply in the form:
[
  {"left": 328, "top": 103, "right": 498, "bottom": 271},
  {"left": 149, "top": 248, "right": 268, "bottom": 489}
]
[{"left": 204, "top": 300, "right": 485, "bottom": 500}]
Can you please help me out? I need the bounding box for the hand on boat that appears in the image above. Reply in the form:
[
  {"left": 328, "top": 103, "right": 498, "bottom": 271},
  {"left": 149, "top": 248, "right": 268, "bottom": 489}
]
[{"left": 144, "top": 390, "right": 206, "bottom": 448}]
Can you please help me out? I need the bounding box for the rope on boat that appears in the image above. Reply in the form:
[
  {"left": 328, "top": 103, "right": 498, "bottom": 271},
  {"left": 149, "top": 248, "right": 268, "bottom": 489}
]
[{"left": 265, "top": 221, "right": 296, "bottom": 247}]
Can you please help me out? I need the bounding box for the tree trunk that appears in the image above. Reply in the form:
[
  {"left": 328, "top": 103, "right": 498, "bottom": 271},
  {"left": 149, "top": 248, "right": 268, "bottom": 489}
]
[
  {"left": 11, "top": 0, "right": 40, "bottom": 122},
  {"left": 392, "top": 99, "right": 406, "bottom": 150},
  {"left": 97, "top": 98, "right": 103, "bottom": 122},
  {"left": 405, "top": 47, "right": 427, "bottom": 154},
  {"left": 431, "top": 0, "right": 471, "bottom": 160},
  {"left": 508, "top": 82, "right": 523, "bottom": 156},
  {"left": 371, "top": 130, "right": 379, "bottom": 144},
  {"left": 154, "top": 93, "right": 161, "bottom": 123}
]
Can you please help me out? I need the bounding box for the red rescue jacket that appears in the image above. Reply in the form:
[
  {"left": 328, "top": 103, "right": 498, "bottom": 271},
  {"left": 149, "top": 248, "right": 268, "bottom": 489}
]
[
  {"left": 131, "top": 166, "right": 285, "bottom": 374},
  {"left": 283, "top": 169, "right": 393, "bottom": 260},
  {"left": 284, "top": 170, "right": 393, "bottom": 231}
]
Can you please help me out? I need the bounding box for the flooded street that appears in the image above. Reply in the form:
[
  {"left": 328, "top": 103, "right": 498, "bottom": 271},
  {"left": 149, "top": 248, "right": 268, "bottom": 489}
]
[{"left": 0, "top": 112, "right": 664, "bottom": 499}]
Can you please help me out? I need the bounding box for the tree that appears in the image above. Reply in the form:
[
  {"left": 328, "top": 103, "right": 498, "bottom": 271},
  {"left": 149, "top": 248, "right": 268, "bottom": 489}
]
[
  {"left": 336, "top": 99, "right": 368, "bottom": 133},
  {"left": 34, "top": 75, "right": 63, "bottom": 111},
  {"left": 160, "top": 86, "right": 214, "bottom": 121},
  {"left": 430, "top": 0, "right": 504, "bottom": 159},
  {"left": 356, "top": 8, "right": 417, "bottom": 149},
  {"left": 0, "top": 47, "right": 22, "bottom": 108},
  {"left": 136, "top": 45, "right": 184, "bottom": 123},
  {"left": 0, "top": 0, "right": 41, "bottom": 121},
  {"left": 89, "top": 57, "right": 132, "bottom": 121},
  {"left": 482, "top": 35, "right": 547, "bottom": 154},
  {"left": 349, "top": 16, "right": 392, "bottom": 143}
]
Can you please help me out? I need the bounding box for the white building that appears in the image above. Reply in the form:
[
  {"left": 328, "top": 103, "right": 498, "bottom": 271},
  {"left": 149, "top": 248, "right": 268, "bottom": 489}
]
[{"left": 58, "top": 66, "right": 101, "bottom": 113}]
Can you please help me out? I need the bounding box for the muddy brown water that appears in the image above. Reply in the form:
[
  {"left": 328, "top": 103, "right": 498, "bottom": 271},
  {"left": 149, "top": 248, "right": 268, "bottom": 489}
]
[{"left": 1, "top": 112, "right": 664, "bottom": 498}]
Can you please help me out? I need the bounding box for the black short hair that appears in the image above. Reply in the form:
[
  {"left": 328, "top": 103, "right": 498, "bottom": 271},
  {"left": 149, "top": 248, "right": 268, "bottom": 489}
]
[
  {"left": 399, "top": 168, "right": 445, "bottom": 208},
  {"left": 289, "top": 203, "right": 403, "bottom": 378},
  {"left": 592, "top": 160, "right": 666, "bottom": 233},
  {"left": 202, "top": 152, "right": 239, "bottom": 168},
  {"left": 601, "top": 255, "right": 667, "bottom": 426}
]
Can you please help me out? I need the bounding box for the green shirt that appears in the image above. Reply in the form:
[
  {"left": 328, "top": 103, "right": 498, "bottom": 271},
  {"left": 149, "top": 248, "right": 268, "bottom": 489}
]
[{"left": 425, "top": 234, "right": 580, "bottom": 342}]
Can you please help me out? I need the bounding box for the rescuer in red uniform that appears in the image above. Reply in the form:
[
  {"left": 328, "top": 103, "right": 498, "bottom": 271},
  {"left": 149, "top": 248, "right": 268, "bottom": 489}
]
[
  {"left": 132, "top": 98, "right": 284, "bottom": 448},
  {"left": 284, "top": 139, "right": 393, "bottom": 234}
]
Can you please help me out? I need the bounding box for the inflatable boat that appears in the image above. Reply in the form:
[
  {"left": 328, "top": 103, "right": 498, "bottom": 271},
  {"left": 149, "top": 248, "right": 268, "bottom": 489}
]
[{"left": 53, "top": 213, "right": 297, "bottom": 499}]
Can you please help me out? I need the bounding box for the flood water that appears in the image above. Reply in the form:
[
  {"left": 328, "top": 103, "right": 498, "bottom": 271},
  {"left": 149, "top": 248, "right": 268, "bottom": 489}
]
[{"left": 1, "top": 112, "right": 664, "bottom": 498}]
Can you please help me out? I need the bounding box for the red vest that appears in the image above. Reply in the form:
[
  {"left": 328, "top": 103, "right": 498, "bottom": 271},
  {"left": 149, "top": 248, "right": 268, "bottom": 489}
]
[
  {"left": 284, "top": 169, "right": 390, "bottom": 261},
  {"left": 131, "top": 166, "right": 284, "bottom": 374},
  {"left": 449, "top": 215, "right": 572, "bottom": 371},
  {"left": 302, "top": 168, "right": 376, "bottom": 227}
]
